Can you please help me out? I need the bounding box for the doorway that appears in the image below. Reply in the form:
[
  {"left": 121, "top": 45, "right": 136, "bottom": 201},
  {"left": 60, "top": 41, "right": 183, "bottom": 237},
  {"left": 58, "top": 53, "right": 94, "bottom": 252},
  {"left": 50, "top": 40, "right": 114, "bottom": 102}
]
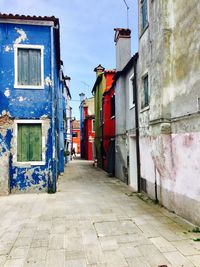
[{"left": 129, "top": 136, "right": 138, "bottom": 190}]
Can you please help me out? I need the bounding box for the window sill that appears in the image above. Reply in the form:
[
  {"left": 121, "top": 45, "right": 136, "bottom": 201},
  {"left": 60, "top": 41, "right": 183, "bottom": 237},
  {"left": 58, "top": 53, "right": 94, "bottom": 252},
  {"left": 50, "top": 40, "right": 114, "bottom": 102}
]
[
  {"left": 140, "top": 105, "right": 149, "bottom": 113},
  {"left": 13, "top": 161, "right": 46, "bottom": 167},
  {"left": 14, "top": 84, "right": 44, "bottom": 90},
  {"left": 139, "top": 23, "right": 149, "bottom": 39}
]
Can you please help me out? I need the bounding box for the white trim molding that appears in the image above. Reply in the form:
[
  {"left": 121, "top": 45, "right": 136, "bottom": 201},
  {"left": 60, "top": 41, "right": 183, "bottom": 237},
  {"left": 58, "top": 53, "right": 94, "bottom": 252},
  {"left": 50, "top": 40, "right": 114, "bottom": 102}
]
[
  {"left": 14, "top": 44, "right": 44, "bottom": 89},
  {"left": 0, "top": 19, "right": 54, "bottom": 26},
  {"left": 129, "top": 73, "right": 135, "bottom": 109}
]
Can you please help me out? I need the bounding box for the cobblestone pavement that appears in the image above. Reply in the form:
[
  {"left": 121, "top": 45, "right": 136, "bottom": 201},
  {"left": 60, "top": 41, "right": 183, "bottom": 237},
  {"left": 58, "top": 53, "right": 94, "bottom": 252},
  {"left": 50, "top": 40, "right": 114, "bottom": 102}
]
[{"left": 1, "top": 160, "right": 200, "bottom": 267}]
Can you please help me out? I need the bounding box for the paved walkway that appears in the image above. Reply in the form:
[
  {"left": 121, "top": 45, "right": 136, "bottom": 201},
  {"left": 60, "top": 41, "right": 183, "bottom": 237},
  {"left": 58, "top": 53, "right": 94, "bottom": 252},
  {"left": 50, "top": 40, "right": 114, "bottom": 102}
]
[{"left": 0, "top": 160, "right": 200, "bottom": 267}]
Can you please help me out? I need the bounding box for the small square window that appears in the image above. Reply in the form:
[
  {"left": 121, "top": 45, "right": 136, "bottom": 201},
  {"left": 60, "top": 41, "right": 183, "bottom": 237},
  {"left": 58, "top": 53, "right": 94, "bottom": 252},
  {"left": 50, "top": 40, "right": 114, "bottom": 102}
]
[
  {"left": 14, "top": 45, "right": 44, "bottom": 89},
  {"left": 17, "top": 123, "right": 42, "bottom": 162},
  {"left": 72, "top": 132, "right": 78, "bottom": 138}
]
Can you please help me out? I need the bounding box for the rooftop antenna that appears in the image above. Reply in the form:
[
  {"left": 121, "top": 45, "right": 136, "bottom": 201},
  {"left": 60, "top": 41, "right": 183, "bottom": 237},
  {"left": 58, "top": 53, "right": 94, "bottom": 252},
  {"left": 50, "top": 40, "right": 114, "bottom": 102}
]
[
  {"left": 122, "top": 0, "right": 130, "bottom": 29},
  {"left": 81, "top": 81, "right": 90, "bottom": 94}
]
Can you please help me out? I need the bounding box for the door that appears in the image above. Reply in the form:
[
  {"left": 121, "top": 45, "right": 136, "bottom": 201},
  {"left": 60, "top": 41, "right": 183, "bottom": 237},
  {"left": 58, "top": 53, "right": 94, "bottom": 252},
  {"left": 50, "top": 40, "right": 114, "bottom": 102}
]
[{"left": 129, "top": 136, "right": 138, "bottom": 190}]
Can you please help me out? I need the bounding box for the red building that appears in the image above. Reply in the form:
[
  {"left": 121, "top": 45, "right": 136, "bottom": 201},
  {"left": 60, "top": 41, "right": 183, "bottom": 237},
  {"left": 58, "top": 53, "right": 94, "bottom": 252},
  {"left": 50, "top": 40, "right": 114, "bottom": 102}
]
[
  {"left": 72, "top": 120, "right": 80, "bottom": 155},
  {"left": 83, "top": 97, "right": 95, "bottom": 160},
  {"left": 102, "top": 70, "right": 116, "bottom": 175}
]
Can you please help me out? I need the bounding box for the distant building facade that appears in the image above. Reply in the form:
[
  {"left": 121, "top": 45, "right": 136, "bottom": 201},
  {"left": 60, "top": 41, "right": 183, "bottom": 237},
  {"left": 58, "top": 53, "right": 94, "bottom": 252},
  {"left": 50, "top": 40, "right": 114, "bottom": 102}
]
[
  {"left": 72, "top": 120, "right": 80, "bottom": 155},
  {"left": 102, "top": 74, "right": 115, "bottom": 175},
  {"left": 114, "top": 28, "right": 138, "bottom": 185},
  {"left": 113, "top": 28, "right": 141, "bottom": 189},
  {"left": 63, "top": 75, "right": 72, "bottom": 164},
  {"left": 92, "top": 65, "right": 115, "bottom": 168},
  {"left": 83, "top": 97, "right": 95, "bottom": 160}
]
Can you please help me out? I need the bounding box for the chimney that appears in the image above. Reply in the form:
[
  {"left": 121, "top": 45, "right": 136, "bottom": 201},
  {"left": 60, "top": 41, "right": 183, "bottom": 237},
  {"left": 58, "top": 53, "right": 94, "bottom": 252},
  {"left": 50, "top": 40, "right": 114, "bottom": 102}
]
[
  {"left": 114, "top": 28, "right": 131, "bottom": 71},
  {"left": 84, "top": 106, "right": 88, "bottom": 117},
  {"left": 79, "top": 93, "right": 85, "bottom": 103},
  {"left": 94, "top": 64, "right": 105, "bottom": 78},
  {"left": 64, "top": 75, "right": 71, "bottom": 88}
]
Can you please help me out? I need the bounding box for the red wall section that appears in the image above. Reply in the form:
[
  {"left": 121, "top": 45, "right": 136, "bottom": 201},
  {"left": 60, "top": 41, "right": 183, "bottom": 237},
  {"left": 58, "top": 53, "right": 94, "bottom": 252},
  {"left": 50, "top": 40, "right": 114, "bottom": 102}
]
[
  {"left": 84, "top": 116, "right": 95, "bottom": 160},
  {"left": 102, "top": 71, "right": 115, "bottom": 170},
  {"left": 72, "top": 129, "right": 80, "bottom": 154}
]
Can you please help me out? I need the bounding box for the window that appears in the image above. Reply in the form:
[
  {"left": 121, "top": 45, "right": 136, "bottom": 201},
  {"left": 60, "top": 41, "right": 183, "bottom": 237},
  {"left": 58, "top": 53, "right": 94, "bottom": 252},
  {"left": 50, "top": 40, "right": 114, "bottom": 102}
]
[
  {"left": 17, "top": 123, "right": 42, "bottom": 162},
  {"left": 14, "top": 44, "right": 44, "bottom": 89},
  {"left": 92, "top": 119, "right": 95, "bottom": 132},
  {"left": 111, "top": 95, "right": 115, "bottom": 118},
  {"left": 141, "top": 0, "right": 148, "bottom": 30},
  {"left": 73, "top": 132, "right": 78, "bottom": 138},
  {"left": 143, "top": 74, "right": 149, "bottom": 107},
  {"left": 129, "top": 74, "right": 135, "bottom": 109},
  {"left": 100, "top": 109, "right": 103, "bottom": 125}
]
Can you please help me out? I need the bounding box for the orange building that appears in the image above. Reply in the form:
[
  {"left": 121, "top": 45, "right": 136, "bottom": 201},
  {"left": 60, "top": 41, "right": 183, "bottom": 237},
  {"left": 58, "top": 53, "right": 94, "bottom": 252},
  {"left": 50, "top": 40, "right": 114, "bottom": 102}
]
[{"left": 72, "top": 120, "right": 80, "bottom": 155}]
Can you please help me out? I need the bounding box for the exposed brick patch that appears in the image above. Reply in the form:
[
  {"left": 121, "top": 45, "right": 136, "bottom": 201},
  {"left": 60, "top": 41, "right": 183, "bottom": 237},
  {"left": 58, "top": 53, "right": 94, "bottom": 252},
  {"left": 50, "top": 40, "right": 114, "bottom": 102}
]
[{"left": 0, "top": 114, "right": 13, "bottom": 127}]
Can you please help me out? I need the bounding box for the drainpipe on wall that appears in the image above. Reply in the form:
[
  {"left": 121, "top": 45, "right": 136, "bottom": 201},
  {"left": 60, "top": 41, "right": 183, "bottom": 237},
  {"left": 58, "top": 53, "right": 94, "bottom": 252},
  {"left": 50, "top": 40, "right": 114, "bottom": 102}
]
[
  {"left": 133, "top": 54, "right": 141, "bottom": 192},
  {"left": 154, "top": 165, "right": 158, "bottom": 203}
]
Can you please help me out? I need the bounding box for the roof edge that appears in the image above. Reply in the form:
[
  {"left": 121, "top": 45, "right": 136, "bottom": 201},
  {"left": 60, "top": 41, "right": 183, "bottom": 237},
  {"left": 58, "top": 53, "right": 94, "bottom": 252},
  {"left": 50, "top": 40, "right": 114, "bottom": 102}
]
[{"left": 0, "top": 13, "right": 59, "bottom": 26}]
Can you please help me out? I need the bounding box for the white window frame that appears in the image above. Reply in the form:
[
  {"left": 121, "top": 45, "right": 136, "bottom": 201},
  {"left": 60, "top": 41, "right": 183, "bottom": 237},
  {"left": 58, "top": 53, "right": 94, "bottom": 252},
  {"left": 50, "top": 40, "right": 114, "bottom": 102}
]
[
  {"left": 140, "top": 71, "right": 150, "bottom": 112},
  {"left": 129, "top": 73, "right": 135, "bottom": 109},
  {"left": 13, "top": 119, "right": 46, "bottom": 166},
  {"left": 14, "top": 44, "right": 44, "bottom": 89}
]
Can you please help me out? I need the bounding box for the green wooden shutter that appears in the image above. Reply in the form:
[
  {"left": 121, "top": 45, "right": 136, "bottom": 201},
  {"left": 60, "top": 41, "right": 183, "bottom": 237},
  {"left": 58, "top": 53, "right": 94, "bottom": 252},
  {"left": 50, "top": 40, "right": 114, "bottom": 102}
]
[
  {"left": 28, "top": 49, "right": 41, "bottom": 86},
  {"left": 17, "top": 124, "right": 30, "bottom": 161},
  {"left": 18, "top": 48, "right": 41, "bottom": 86},
  {"left": 29, "top": 124, "right": 42, "bottom": 161},
  {"left": 17, "top": 124, "right": 42, "bottom": 162},
  {"left": 17, "top": 124, "right": 22, "bottom": 161},
  {"left": 18, "top": 49, "right": 29, "bottom": 85}
]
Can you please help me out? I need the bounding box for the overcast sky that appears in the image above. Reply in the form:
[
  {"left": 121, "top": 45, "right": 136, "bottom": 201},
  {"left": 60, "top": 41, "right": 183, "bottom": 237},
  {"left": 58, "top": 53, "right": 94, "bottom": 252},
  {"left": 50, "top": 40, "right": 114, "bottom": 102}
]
[{"left": 1, "top": 0, "right": 138, "bottom": 118}]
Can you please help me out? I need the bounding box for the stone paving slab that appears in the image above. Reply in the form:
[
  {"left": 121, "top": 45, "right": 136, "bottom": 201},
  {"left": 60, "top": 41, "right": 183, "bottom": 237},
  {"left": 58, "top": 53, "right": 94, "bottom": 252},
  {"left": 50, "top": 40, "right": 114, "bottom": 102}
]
[{"left": 0, "top": 160, "right": 200, "bottom": 266}]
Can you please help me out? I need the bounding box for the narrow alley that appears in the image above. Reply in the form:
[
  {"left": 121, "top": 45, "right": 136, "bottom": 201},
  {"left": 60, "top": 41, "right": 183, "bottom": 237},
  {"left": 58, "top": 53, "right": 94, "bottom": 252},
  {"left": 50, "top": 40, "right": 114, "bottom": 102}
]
[{"left": 0, "top": 160, "right": 200, "bottom": 267}]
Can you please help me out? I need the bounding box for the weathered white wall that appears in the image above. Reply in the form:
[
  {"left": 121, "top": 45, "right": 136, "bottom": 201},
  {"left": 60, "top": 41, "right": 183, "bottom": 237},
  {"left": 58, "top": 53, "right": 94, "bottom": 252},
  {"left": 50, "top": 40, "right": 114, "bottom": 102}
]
[
  {"left": 138, "top": 0, "right": 200, "bottom": 224},
  {"left": 116, "top": 38, "right": 131, "bottom": 71},
  {"left": 115, "top": 77, "right": 127, "bottom": 182},
  {"left": 115, "top": 30, "right": 132, "bottom": 183},
  {"left": 125, "top": 67, "right": 136, "bottom": 132}
]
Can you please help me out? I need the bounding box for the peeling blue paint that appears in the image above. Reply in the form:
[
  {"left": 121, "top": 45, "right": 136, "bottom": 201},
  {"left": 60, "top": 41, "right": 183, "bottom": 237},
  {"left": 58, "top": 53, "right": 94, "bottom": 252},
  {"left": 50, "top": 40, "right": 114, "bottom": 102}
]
[
  {"left": 0, "top": 19, "right": 65, "bottom": 194},
  {"left": 10, "top": 166, "right": 48, "bottom": 192}
]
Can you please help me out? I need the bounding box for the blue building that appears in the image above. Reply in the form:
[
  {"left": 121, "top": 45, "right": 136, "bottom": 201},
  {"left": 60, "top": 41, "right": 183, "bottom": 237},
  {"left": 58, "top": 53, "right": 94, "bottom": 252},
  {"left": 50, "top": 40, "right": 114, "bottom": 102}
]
[
  {"left": 58, "top": 71, "right": 72, "bottom": 168},
  {"left": 0, "top": 13, "right": 68, "bottom": 194},
  {"left": 62, "top": 75, "right": 73, "bottom": 163}
]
